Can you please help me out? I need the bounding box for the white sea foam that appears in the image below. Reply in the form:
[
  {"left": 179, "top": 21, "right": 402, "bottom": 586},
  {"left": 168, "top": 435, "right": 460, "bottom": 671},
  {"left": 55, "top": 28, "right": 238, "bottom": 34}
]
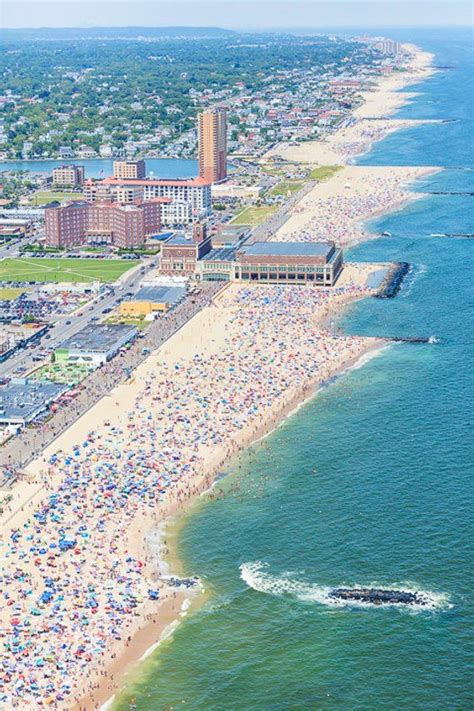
[
  {"left": 100, "top": 695, "right": 116, "bottom": 711},
  {"left": 399, "top": 263, "right": 419, "bottom": 298},
  {"left": 240, "top": 561, "right": 451, "bottom": 613},
  {"left": 348, "top": 343, "right": 391, "bottom": 372}
]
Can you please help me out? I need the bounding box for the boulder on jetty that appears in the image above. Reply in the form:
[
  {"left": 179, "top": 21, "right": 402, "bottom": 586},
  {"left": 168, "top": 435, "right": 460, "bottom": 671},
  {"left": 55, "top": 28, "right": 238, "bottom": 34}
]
[
  {"left": 374, "top": 262, "right": 410, "bottom": 298},
  {"left": 328, "top": 587, "right": 427, "bottom": 606}
]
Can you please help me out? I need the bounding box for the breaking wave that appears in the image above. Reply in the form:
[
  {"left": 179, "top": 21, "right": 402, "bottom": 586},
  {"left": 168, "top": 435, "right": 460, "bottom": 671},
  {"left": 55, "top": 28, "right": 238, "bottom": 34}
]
[{"left": 240, "top": 561, "right": 451, "bottom": 612}]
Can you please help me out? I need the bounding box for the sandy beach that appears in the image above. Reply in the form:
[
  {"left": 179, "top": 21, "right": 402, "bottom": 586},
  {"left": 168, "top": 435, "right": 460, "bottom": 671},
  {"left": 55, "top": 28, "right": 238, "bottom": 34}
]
[
  {"left": 274, "top": 164, "right": 438, "bottom": 247},
  {"left": 0, "top": 42, "right": 438, "bottom": 711},
  {"left": 265, "top": 43, "right": 437, "bottom": 165},
  {"left": 1, "top": 267, "right": 387, "bottom": 710}
]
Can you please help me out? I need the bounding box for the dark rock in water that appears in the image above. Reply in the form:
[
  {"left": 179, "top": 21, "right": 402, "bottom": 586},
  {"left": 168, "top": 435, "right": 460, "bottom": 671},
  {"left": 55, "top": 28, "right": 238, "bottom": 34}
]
[
  {"left": 374, "top": 262, "right": 410, "bottom": 299},
  {"left": 328, "top": 587, "right": 427, "bottom": 606},
  {"left": 166, "top": 576, "right": 199, "bottom": 589}
]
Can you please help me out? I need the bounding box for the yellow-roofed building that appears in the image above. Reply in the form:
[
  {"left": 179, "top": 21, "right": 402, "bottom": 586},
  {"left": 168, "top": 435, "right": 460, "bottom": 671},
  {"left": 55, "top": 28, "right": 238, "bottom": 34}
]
[{"left": 119, "top": 286, "right": 186, "bottom": 317}]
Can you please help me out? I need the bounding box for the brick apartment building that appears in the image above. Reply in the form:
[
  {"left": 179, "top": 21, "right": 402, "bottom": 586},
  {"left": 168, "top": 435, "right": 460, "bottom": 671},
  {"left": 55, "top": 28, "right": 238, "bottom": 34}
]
[{"left": 45, "top": 200, "right": 163, "bottom": 249}]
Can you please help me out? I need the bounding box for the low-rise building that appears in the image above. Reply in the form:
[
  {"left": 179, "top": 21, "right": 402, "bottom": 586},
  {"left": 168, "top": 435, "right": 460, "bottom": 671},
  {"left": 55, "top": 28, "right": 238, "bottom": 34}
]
[
  {"left": 234, "top": 241, "right": 343, "bottom": 285},
  {"left": 159, "top": 231, "right": 212, "bottom": 275},
  {"left": 0, "top": 380, "right": 68, "bottom": 426},
  {"left": 212, "top": 224, "right": 250, "bottom": 248},
  {"left": 196, "top": 246, "right": 237, "bottom": 281},
  {"left": 55, "top": 323, "right": 138, "bottom": 367},
  {"left": 119, "top": 285, "right": 186, "bottom": 317}
]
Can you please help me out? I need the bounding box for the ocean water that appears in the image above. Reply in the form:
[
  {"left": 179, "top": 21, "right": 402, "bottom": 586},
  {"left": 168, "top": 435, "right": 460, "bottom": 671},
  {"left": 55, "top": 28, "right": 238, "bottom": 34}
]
[{"left": 114, "top": 29, "right": 474, "bottom": 710}]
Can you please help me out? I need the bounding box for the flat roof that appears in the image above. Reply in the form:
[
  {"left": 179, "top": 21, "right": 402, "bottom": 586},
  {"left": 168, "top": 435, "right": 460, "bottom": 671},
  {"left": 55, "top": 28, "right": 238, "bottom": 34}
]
[
  {"left": 201, "top": 247, "right": 237, "bottom": 262},
  {"left": 99, "top": 177, "right": 211, "bottom": 188},
  {"left": 0, "top": 380, "right": 67, "bottom": 423},
  {"left": 59, "top": 323, "right": 137, "bottom": 353},
  {"left": 133, "top": 286, "right": 186, "bottom": 304},
  {"left": 239, "top": 241, "right": 335, "bottom": 258},
  {"left": 218, "top": 225, "right": 251, "bottom": 237},
  {"left": 164, "top": 233, "right": 194, "bottom": 246}
]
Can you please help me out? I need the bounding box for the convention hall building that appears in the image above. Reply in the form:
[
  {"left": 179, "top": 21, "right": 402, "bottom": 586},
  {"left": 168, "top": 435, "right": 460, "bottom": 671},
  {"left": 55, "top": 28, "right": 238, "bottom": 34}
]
[{"left": 196, "top": 241, "right": 343, "bottom": 286}]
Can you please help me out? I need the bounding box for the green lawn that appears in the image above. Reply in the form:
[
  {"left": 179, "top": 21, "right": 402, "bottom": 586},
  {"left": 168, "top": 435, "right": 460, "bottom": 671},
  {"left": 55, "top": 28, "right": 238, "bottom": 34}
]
[
  {"left": 230, "top": 205, "right": 278, "bottom": 226},
  {"left": 309, "top": 165, "right": 342, "bottom": 181},
  {"left": 261, "top": 164, "right": 286, "bottom": 177},
  {"left": 0, "top": 287, "right": 29, "bottom": 300},
  {"left": 269, "top": 180, "right": 305, "bottom": 197},
  {"left": 0, "top": 258, "right": 135, "bottom": 284},
  {"left": 31, "top": 362, "right": 91, "bottom": 385},
  {"left": 30, "top": 191, "right": 84, "bottom": 206},
  {"left": 104, "top": 315, "right": 148, "bottom": 330}
]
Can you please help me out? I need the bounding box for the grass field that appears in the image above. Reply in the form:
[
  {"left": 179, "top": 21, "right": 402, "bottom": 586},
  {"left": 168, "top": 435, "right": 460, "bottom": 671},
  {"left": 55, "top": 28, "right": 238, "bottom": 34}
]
[
  {"left": 309, "top": 165, "right": 342, "bottom": 181},
  {"left": 269, "top": 180, "right": 305, "bottom": 197},
  {"left": 0, "top": 287, "right": 30, "bottom": 300},
  {"left": 0, "top": 258, "right": 135, "bottom": 284},
  {"left": 230, "top": 205, "right": 278, "bottom": 226},
  {"left": 30, "top": 191, "right": 84, "bottom": 206}
]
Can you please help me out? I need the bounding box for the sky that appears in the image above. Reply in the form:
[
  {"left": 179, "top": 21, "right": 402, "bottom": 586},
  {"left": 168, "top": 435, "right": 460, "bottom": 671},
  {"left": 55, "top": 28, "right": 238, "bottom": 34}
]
[{"left": 1, "top": 0, "right": 472, "bottom": 29}]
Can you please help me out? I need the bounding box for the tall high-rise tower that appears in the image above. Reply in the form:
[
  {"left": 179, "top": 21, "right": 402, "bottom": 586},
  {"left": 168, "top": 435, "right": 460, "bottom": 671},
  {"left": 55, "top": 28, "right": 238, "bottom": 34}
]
[{"left": 198, "top": 108, "right": 227, "bottom": 184}]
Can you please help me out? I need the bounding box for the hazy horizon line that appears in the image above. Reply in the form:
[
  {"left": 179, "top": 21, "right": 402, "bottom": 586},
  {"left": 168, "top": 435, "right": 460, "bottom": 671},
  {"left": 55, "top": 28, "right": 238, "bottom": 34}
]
[{"left": 2, "top": 22, "right": 472, "bottom": 30}]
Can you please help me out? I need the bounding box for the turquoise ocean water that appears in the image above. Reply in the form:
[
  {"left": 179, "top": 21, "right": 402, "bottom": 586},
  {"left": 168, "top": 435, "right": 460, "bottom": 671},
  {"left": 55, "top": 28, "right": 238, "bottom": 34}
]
[{"left": 116, "top": 29, "right": 473, "bottom": 710}]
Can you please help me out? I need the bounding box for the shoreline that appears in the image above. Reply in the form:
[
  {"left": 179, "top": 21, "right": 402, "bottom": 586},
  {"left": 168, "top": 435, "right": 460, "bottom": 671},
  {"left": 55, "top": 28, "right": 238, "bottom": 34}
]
[
  {"left": 90, "top": 41, "right": 440, "bottom": 709},
  {"left": 85, "top": 335, "right": 389, "bottom": 711},
  {"left": 0, "top": 42, "right": 438, "bottom": 711}
]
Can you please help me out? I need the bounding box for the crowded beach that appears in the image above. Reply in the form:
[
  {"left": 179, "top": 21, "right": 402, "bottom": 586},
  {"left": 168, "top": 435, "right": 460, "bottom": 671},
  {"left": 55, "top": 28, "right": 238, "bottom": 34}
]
[
  {"left": 0, "top": 39, "right": 439, "bottom": 711},
  {"left": 273, "top": 165, "right": 438, "bottom": 247},
  {"left": 0, "top": 268, "right": 384, "bottom": 709}
]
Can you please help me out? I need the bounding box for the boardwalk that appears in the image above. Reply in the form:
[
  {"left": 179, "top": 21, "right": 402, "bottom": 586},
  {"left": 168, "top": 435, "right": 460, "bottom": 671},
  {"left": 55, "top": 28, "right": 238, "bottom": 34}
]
[{"left": 0, "top": 282, "right": 223, "bottom": 484}]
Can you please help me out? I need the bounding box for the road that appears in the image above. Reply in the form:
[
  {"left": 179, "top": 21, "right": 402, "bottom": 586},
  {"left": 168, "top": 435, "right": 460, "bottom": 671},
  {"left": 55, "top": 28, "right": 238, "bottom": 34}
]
[
  {"left": 1, "top": 259, "right": 154, "bottom": 378},
  {"left": 249, "top": 180, "right": 316, "bottom": 242}
]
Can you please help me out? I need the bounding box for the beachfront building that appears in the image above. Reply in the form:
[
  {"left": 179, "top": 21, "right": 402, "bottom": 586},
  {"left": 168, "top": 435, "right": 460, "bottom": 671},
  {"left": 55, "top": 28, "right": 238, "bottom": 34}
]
[
  {"left": 54, "top": 323, "right": 138, "bottom": 367},
  {"left": 198, "top": 107, "right": 228, "bottom": 184},
  {"left": 234, "top": 242, "right": 343, "bottom": 285},
  {"left": 212, "top": 224, "right": 251, "bottom": 248},
  {"left": 119, "top": 285, "right": 186, "bottom": 317},
  {"left": 44, "top": 199, "right": 163, "bottom": 248},
  {"left": 0, "top": 380, "right": 68, "bottom": 426},
  {"left": 159, "top": 230, "right": 212, "bottom": 275},
  {"left": 196, "top": 246, "right": 237, "bottom": 281},
  {"left": 196, "top": 241, "right": 343, "bottom": 286},
  {"left": 113, "top": 160, "right": 146, "bottom": 180},
  {"left": 52, "top": 164, "right": 85, "bottom": 188}
]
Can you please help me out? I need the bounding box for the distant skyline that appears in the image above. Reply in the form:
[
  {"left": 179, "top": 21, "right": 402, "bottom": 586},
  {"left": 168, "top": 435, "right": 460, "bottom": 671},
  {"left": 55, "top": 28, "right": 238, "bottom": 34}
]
[{"left": 2, "top": 1, "right": 472, "bottom": 30}]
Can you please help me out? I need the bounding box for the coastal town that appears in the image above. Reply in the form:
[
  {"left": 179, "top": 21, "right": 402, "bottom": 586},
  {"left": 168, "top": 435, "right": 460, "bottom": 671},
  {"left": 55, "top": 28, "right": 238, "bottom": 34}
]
[
  {"left": 0, "top": 31, "right": 400, "bottom": 163},
  {"left": 0, "top": 27, "right": 439, "bottom": 711}
]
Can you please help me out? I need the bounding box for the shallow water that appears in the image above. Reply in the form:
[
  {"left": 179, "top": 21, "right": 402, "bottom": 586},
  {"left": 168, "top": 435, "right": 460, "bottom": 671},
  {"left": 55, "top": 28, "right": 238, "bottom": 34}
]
[{"left": 114, "top": 28, "right": 474, "bottom": 711}]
